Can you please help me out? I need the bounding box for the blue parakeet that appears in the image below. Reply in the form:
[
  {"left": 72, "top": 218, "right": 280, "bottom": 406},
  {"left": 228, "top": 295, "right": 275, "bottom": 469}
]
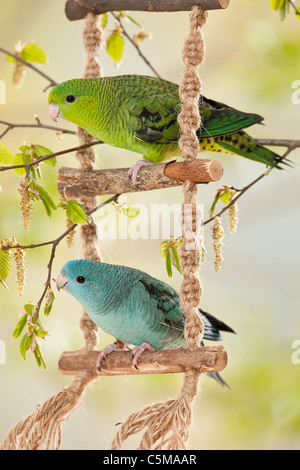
[{"left": 57, "top": 259, "right": 234, "bottom": 387}]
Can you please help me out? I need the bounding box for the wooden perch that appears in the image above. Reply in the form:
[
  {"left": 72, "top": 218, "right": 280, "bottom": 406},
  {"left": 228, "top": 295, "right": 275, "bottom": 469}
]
[
  {"left": 58, "top": 345, "right": 227, "bottom": 376},
  {"left": 65, "top": 0, "right": 231, "bottom": 21},
  {"left": 57, "top": 159, "right": 223, "bottom": 198}
]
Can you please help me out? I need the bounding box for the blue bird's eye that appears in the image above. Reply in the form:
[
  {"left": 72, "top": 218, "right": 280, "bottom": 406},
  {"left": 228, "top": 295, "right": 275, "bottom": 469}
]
[
  {"left": 76, "top": 276, "right": 86, "bottom": 284},
  {"left": 65, "top": 95, "right": 76, "bottom": 104}
]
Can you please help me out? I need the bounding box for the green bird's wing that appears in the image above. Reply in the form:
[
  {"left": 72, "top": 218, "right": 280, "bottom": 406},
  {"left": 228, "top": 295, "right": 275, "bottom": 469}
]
[
  {"left": 117, "top": 76, "right": 180, "bottom": 145},
  {"left": 200, "top": 97, "right": 263, "bottom": 138},
  {"left": 116, "top": 76, "right": 263, "bottom": 144}
]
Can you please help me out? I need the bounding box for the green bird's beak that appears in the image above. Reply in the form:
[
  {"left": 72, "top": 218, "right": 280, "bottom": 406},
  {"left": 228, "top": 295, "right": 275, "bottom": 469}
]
[{"left": 49, "top": 102, "right": 62, "bottom": 122}]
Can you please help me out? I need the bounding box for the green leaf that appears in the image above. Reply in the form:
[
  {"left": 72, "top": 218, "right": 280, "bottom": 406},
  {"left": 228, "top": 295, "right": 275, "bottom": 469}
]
[
  {"left": 100, "top": 13, "right": 108, "bottom": 29},
  {"left": 33, "top": 342, "right": 47, "bottom": 369},
  {"left": 0, "top": 279, "right": 8, "bottom": 289},
  {"left": 125, "top": 14, "right": 142, "bottom": 27},
  {"left": 220, "top": 190, "right": 231, "bottom": 205},
  {"left": 12, "top": 153, "right": 32, "bottom": 176},
  {"left": 33, "top": 183, "right": 56, "bottom": 217},
  {"left": 21, "top": 43, "right": 47, "bottom": 63},
  {"left": 270, "top": 0, "right": 285, "bottom": 10},
  {"left": 0, "top": 251, "right": 10, "bottom": 281},
  {"left": 6, "top": 53, "right": 17, "bottom": 63},
  {"left": 209, "top": 192, "right": 221, "bottom": 217},
  {"left": 170, "top": 245, "right": 182, "bottom": 274},
  {"left": 32, "top": 145, "right": 56, "bottom": 167},
  {"left": 0, "top": 143, "right": 14, "bottom": 165},
  {"left": 24, "top": 303, "right": 35, "bottom": 314},
  {"left": 201, "top": 245, "right": 207, "bottom": 263},
  {"left": 159, "top": 240, "right": 169, "bottom": 258},
  {"left": 106, "top": 32, "right": 125, "bottom": 64},
  {"left": 20, "top": 333, "right": 33, "bottom": 359},
  {"left": 35, "top": 327, "right": 48, "bottom": 339},
  {"left": 19, "top": 145, "right": 31, "bottom": 153},
  {"left": 165, "top": 249, "right": 173, "bottom": 278},
  {"left": 121, "top": 207, "right": 140, "bottom": 218},
  {"left": 12, "top": 313, "right": 28, "bottom": 339},
  {"left": 66, "top": 200, "right": 91, "bottom": 225},
  {"left": 44, "top": 290, "right": 55, "bottom": 317}
]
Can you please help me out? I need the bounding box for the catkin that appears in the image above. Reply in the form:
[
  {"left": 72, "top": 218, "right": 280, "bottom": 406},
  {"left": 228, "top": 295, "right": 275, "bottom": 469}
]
[
  {"left": 18, "top": 179, "right": 32, "bottom": 230},
  {"left": 13, "top": 42, "right": 26, "bottom": 89},
  {"left": 212, "top": 216, "right": 224, "bottom": 273},
  {"left": 13, "top": 248, "right": 27, "bottom": 296},
  {"left": 228, "top": 191, "right": 239, "bottom": 234},
  {"left": 66, "top": 218, "right": 76, "bottom": 248}
]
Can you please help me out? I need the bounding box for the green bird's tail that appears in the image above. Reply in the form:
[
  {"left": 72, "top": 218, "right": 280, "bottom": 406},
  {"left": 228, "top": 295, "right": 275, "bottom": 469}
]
[{"left": 212, "top": 131, "right": 289, "bottom": 169}]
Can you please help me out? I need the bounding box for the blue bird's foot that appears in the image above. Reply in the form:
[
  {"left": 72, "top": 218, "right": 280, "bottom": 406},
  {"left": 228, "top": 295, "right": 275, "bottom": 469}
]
[
  {"left": 96, "top": 340, "right": 129, "bottom": 370},
  {"left": 132, "top": 342, "right": 156, "bottom": 369},
  {"left": 128, "top": 160, "right": 156, "bottom": 185}
]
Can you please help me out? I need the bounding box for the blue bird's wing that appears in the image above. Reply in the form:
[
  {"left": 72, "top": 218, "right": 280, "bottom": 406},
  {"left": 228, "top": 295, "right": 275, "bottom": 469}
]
[
  {"left": 139, "top": 274, "right": 234, "bottom": 342},
  {"left": 139, "top": 277, "right": 185, "bottom": 332}
]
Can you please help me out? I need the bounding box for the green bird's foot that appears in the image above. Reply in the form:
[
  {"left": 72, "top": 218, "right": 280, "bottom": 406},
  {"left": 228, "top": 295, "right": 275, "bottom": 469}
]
[
  {"left": 132, "top": 342, "right": 156, "bottom": 369},
  {"left": 128, "top": 160, "right": 156, "bottom": 185},
  {"left": 96, "top": 340, "right": 129, "bottom": 370}
]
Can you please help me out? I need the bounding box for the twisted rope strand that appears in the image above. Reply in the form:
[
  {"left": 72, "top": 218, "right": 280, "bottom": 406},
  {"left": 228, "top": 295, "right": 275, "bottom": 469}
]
[{"left": 110, "top": 7, "right": 207, "bottom": 450}]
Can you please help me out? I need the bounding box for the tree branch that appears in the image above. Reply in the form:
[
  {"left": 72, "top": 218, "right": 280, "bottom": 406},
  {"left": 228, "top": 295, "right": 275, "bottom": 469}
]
[
  {"left": 57, "top": 159, "right": 223, "bottom": 197},
  {"left": 288, "top": 0, "right": 300, "bottom": 15},
  {"left": 58, "top": 345, "right": 228, "bottom": 376},
  {"left": 1, "top": 194, "right": 120, "bottom": 323},
  {"left": 65, "top": 0, "right": 230, "bottom": 21},
  {"left": 0, "top": 47, "right": 58, "bottom": 89},
  {"left": 0, "top": 118, "right": 76, "bottom": 140},
  {"left": 255, "top": 138, "right": 300, "bottom": 149},
  {"left": 203, "top": 147, "right": 294, "bottom": 226},
  {"left": 0, "top": 140, "right": 102, "bottom": 172}
]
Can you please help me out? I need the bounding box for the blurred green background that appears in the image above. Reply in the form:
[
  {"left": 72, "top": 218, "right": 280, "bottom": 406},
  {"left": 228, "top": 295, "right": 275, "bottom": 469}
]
[{"left": 0, "top": 0, "right": 300, "bottom": 450}]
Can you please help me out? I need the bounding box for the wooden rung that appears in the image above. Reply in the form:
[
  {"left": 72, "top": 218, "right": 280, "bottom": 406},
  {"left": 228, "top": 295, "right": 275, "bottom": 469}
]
[
  {"left": 65, "top": 0, "right": 230, "bottom": 21},
  {"left": 58, "top": 345, "right": 227, "bottom": 376},
  {"left": 57, "top": 159, "right": 223, "bottom": 198}
]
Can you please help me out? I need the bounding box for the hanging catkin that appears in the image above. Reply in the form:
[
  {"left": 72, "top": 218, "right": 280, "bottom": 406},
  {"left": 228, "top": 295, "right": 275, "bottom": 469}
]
[
  {"left": 0, "top": 13, "right": 102, "bottom": 450},
  {"left": 111, "top": 7, "right": 208, "bottom": 451}
]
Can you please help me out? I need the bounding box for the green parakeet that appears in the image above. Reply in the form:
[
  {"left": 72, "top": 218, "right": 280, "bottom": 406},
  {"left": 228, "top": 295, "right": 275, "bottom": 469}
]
[{"left": 48, "top": 75, "right": 286, "bottom": 184}]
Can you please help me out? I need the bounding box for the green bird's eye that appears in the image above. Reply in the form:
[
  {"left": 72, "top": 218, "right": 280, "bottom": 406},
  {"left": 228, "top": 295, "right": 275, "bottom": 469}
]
[
  {"left": 65, "top": 95, "right": 76, "bottom": 104},
  {"left": 76, "top": 276, "right": 86, "bottom": 284}
]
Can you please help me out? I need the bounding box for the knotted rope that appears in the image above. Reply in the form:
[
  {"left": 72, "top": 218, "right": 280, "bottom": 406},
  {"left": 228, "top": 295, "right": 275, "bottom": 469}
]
[
  {"left": 0, "top": 13, "right": 102, "bottom": 450},
  {"left": 111, "top": 7, "right": 207, "bottom": 450}
]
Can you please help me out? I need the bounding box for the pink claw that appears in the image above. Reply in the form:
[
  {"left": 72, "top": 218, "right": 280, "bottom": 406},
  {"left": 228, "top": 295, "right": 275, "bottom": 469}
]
[
  {"left": 128, "top": 160, "right": 156, "bottom": 185},
  {"left": 96, "top": 341, "right": 129, "bottom": 370},
  {"left": 132, "top": 342, "right": 156, "bottom": 368}
]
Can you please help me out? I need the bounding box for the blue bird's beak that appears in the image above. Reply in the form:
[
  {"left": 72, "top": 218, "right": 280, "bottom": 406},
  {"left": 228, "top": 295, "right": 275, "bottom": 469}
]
[{"left": 56, "top": 272, "right": 68, "bottom": 291}]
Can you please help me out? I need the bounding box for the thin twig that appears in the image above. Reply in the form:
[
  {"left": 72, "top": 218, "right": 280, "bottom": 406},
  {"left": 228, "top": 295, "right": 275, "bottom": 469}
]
[
  {"left": 203, "top": 147, "right": 294, "bottom": 226},
  {"left": 0, "top": 140, "right": 102, "bottom": 172},
  {"left": 111, "top": 12, "right": 161, "bottom": 79},
  {"left": 0, "top": 47, "right": 58, "bottom": 88},
  {"left": 255, "top": 138, "right": 300, "bottom": 149},
  {"left": 2, "top": 194, "right": 120, "bottom": 323},
  {"left": 288, "top": 0, "right": 300, "bottom": 15},
  {"left": 0, "top": 118, "right": 76, "bottom": 140}
]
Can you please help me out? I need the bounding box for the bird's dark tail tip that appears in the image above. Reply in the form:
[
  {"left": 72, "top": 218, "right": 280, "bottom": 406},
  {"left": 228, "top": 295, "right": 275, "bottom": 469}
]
[
  {"left": 273, "top": 153, "right": 294, "bottom": 170},
  {"left": 207, "top": 371, "right": 231, "bottom": 389}
]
